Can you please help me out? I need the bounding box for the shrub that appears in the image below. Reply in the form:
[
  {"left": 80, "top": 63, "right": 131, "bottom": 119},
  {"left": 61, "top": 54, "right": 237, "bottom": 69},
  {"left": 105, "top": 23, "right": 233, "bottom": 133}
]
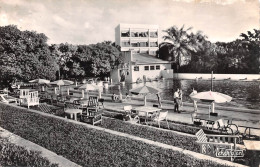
[
  {"left": 0, "top": 139, "right": 58, "bottom": 167},
  {"left": 100, "top": 117, "right": 200, "bottom": 152},
  {"left": 0, "top": 104, "right": 235, "bottom": 167}
]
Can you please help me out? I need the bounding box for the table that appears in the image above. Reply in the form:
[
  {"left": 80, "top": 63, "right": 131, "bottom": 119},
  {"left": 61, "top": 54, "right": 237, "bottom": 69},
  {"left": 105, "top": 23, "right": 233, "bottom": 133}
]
[
  {"left": 243, "top": 140, "right": 260, "bottom": 167},
  {"left": 133, "top": 106, "right": 162, "bottom": 123},
  {"left": 65, "top": 109, "right": 82, "bottom": 121},
  {"left": 194, "top": 115, "right": 222, "bottom": 129}
]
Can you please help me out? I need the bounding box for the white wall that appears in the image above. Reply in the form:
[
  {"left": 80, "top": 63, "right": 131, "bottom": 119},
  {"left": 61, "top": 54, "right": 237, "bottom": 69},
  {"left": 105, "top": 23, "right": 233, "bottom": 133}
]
[
  {"left": 173, "top": 73, "right": 260, "bottom": 81},
  {"left": 131, "top": 64, "right": 171, "bottom": 82},
  {"left": 115, "top": 25, "right": 120, "bottom": 46},
  {"left": 161, "top": 69, "right": 174, "bottom": 78}
]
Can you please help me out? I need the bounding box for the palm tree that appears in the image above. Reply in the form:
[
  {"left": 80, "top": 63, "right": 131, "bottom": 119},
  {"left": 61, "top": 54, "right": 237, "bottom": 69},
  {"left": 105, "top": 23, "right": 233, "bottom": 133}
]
[{"left": 160, "top": 25, "right": 203, "bottom": 72}]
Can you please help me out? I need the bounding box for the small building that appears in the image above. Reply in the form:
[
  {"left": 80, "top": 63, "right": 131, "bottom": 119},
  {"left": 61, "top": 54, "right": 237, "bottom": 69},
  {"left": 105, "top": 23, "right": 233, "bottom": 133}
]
[{"left": 110, "top": 51, "right": 173, "bottom": 83}]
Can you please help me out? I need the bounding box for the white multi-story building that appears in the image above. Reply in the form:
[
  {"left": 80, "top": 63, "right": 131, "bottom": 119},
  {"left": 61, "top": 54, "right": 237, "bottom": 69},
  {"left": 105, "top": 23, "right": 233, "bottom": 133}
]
[{"left": 115, "top": 23, "right": 159, "bottom": 56}]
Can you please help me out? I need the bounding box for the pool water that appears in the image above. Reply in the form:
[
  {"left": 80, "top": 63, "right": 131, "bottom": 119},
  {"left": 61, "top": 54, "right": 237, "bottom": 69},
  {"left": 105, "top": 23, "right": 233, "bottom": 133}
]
[{"left": 104, "top": 79, "right": 260, "bottom": 110}]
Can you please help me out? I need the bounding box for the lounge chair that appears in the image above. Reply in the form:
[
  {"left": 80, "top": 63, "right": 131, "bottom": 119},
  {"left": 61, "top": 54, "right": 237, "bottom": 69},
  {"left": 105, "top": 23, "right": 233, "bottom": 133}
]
[
  {"left": 195, "top": 129, "right": 242, "bottom": 161},
  {"left": 81, "top": 111, "right": 102, "bottom": 125},
  {"left": 217, "top": 119, "right": 239, "bottom": 135},
  {"left": 81, "top": 98, "right": 102, "bottom": 126},
  {"left": 152, "top": 111, "right": 169, "bottom": 129},
  {"left": 123, "top": 105, "right": 132, "bottom": 115},
  {"left": 86, "top": 96, "right": 99, "bottom": 113}
]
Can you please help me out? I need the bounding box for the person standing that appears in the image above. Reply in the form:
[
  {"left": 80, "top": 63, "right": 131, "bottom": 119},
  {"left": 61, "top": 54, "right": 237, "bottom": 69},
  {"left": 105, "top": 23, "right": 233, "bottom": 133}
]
[
  {"left": 156, "top": 93, "right": 162, "bottom": 108},
  {"left": 192, "top": 88, "right": 198, "bottom": 112},
  {"left": 174, "top": 89, "right": 180, "bottom": 113},
  {"left": 178, "top": 89, "right": 183, "bottom": 108}
]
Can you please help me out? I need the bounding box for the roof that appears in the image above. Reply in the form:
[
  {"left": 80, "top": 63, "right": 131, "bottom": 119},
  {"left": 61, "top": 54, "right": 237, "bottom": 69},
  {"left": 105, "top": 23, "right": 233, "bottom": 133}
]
[{"left": 132, "top": 53, "right": 171, "bottom": 65}]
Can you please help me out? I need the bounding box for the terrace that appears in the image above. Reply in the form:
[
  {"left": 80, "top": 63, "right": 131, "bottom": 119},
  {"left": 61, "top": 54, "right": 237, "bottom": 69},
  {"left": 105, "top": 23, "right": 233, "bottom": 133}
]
[{"left": 0, "top": 85, "right": 259, "bottom": 166}]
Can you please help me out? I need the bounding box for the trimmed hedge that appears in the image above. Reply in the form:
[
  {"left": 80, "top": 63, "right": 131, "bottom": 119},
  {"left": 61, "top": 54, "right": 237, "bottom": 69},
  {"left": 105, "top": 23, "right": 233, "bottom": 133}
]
[
  {"left": 100, "top": 117, "right": 200, "bottom": 152},
  {"left": 0, "top": 138, "right": 58, "bottom": 167},
  {"left": 0, "top": 104, "right": 235, "bottom": 167},
  {"left": 102, "top": 111, "right": 229, "bottom": 135}
]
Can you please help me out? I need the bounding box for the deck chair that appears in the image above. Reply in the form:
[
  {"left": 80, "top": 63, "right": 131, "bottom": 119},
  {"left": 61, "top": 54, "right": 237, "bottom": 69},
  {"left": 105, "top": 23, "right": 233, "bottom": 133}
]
[
  {"left": 152, "top": 111, "right": 169, "bottom": 129},
  {"left": 87, "top": 96, "right": 99, "bottom": 113},
  {"left": 195, "top": 129, "right": 241, "bottom": 161},
  {"left": 217, "top": 119, "right": 239, "bottom": 135},
  {"left": 123, "top": 105, "right": 132, "bottom": 115}
]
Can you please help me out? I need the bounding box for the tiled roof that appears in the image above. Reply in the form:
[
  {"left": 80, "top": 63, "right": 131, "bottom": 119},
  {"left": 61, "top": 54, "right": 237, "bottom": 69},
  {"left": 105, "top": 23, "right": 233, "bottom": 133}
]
[{"left": 132, "top": 53, "right": 170, "bottom": 65}]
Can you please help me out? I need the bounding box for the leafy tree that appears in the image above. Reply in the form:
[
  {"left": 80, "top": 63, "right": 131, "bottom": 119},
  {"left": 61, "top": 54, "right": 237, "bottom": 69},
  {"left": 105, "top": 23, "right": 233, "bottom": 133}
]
[
  {"left": 240, "top": 29, "right": 260, "bottom": 73},
  {"left": 0, "top": 25, "right": 58, "bottom": 88}
]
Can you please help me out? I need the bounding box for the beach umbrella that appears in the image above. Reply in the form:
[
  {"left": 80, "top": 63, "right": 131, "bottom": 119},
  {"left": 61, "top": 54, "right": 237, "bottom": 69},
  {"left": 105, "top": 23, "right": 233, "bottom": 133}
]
[
  {"left": 189, "top": 91, "right": 232, "bottom": 113},
  {"left": 29, "top": 79, "right": 50, "bottom": 91},
  {"left": 130, "top": 85, "right": 161, "bottom": 106},
  {"left": 78, "top": 84, "right": 100, "bottom": 99},
  {"left": 29, "top": 79, "right": 50, "bottom": 84},
  {"left": 50, "top": 80, "right": 74, "bottom": 94}
]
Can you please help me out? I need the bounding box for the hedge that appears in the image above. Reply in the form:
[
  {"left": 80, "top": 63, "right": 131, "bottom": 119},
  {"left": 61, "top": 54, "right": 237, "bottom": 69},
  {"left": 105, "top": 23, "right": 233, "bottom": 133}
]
[
  {"left": 102, "top": 111, "right": 230, "bottom": 135},
  {"left": 0, "top": 138, "right": 58, "bottom": 167},
  {"left": 0, "top": 104, "right": 235, "bottom": 167},
  {"left": 100, "top": 117, "right": 200, "bottom": 152}
]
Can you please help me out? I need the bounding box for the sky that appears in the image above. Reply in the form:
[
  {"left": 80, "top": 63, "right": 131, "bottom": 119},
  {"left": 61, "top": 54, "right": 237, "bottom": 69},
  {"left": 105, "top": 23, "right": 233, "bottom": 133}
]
[{"left": 0, "top": 0, "right": 259, "bottom": 45}]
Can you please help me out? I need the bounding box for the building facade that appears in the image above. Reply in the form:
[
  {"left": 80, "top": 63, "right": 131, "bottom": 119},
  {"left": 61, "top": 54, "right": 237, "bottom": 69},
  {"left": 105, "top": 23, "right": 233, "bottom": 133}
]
[
  {"left": 110, "top": 51, "right": 173, "bottom": 84},
  {"left": 115, "top": 24, "right": 159, "bottom": 56}
]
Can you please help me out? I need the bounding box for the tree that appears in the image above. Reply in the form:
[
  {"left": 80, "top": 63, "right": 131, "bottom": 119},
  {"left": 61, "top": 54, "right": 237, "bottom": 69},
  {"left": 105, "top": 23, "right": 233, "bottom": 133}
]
[
  {"left": 240, "top": 29, "right": 260, "bottom": 73},
  {"left": 160, "top": 25, "right": 203, "bottom": 72},
  {"left": 0, "top": 25, "right": 58, "bottom": 88}
]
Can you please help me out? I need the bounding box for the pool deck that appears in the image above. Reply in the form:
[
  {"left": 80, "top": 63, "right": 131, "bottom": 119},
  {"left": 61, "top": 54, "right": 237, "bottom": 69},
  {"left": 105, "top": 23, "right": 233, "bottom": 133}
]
[{"left": 98, "top": 94, "right": 260, "bottom": 136}]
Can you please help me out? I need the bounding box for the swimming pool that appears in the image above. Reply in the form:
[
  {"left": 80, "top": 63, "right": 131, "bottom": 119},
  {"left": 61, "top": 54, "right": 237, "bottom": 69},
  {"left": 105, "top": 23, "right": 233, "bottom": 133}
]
[{"left": 104, "top": 79, "right": 260, "bottom": 109}]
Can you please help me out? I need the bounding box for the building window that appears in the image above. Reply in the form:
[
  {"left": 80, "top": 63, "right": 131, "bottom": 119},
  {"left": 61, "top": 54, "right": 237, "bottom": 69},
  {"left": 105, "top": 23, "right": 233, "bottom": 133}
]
[
  {"left": 150, "top": 31, "right": 158, "bottom": 38},
  {"left": 139, "top": 42, "right": 148, "bottom": 47},
  {"left": 134, "top": 66, "right": 139, "bottom": 71},
  {"left": 121, "top": 41, "right": 130, "bottom": 47},
  {"left": 144, "top": 66, "right": 149, "bottom": 71},
  {"left": 121, "top": 31, "right": 130, "bottom": 37},
  {"left": 150, "top": 42, "right": 158, "bottom": 47},
  {"left": 150, "top": 66, "right": 155, "bottom": 70},
  {"left": 156, "top": 65, "right": 160, "bottom": 70}
]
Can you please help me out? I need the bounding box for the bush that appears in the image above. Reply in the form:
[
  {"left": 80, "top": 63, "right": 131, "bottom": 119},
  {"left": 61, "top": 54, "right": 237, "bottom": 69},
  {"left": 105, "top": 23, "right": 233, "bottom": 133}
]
[
  {"left": 102, "top": 110, "right": 229, "bottom": 136},
  {"left": 100, "top": 117, "right": 200, "bottom": 152},
  {"left": 0, "top": 104, "right": 235, "bottom": 167},
  {"left": 0, "top": 139, "right": 58, "bottom": 167}
]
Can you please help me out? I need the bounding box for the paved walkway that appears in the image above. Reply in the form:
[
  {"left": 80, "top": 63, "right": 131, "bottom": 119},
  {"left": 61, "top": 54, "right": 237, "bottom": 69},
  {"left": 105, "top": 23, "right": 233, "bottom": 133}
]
[
  {"left": 101, "top": 97, "right": 260, "bottom": 136},
  {"left": 62, "top": 90, "right": 260, "bottom": 136}
]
